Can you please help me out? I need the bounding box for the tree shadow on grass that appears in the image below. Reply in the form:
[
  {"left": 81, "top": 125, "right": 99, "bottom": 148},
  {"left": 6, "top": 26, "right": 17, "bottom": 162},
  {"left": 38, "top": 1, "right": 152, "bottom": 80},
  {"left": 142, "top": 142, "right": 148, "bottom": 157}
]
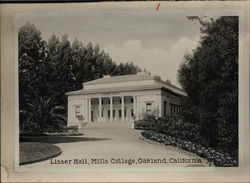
[{"left": 20, "top": 136, "right": 111, "bottom": 144}]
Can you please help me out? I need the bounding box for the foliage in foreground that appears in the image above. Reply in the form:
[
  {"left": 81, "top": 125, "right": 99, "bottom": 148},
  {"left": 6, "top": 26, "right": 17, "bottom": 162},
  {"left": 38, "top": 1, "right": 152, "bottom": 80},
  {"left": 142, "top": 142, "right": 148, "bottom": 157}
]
[
  {"left": 141, "top": 131, "right": 238, "bottom": 167},
  {"left": 20, "top": 125, "right": 83, "bottom": 136},
  {"left": 178, "top": 16, "right": 238, "bottom": 157},
  {"left": 135, "top": 117, "right": 201, "bottom": 143},
  {"left": 135, "top": 115, "right": 238, "bottom": 159}
]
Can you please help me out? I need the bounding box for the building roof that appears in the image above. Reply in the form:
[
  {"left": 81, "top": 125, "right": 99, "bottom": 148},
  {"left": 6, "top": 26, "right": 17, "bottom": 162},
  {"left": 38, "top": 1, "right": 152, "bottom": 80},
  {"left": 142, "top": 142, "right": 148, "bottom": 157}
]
[
  {"left": 83, "top": 73, "right": 153, "bottom": 85},
  {"left": 66, "top": 73, "right": 187, "bottom": 96},
  {"left": 66, "top": 85, "right": 163, "bottom": 95}
]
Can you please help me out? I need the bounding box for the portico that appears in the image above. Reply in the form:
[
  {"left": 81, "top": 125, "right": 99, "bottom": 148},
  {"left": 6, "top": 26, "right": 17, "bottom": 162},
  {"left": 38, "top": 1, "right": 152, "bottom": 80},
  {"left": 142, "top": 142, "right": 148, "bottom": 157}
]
[
  {"left": 86, "top": 95, "right": 137, "bottom": 122},
  {"left": 66, "top": 72, "right": 187, "bottom": 127}
]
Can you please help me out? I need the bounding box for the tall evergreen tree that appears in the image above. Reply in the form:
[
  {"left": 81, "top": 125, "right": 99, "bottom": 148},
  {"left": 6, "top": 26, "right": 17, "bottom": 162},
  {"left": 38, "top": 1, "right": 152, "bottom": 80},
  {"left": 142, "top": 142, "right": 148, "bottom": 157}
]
[
  {"left": 19, "top": 23, "right": 142, "bottom": 132},
  {"left": 18, "top": 23, "right": 47, "bottom": 128},
  {"left": 47, "top": 34, "right": 73, "bottom": 103},
  {"left": 178, "top": 16, "right": 238, "bottom": 156}
]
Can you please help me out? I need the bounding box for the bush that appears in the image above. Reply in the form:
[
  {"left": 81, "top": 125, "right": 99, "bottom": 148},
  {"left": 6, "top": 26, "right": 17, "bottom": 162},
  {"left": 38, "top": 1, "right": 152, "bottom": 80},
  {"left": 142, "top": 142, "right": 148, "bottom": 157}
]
[
  {"left": 137, "top": 116, "right": 238, "bottom": 159},
  {"left": 134, "top": 120, "right": 154, "bottom": 130},
  {"left": 64, "top": 125, "right": 79, "bottom": 133},
  {"left": 135, "top": 117, "right": 202, "bottom": 144},
  {"left": 141, "top": 131, "right": 238, "bottom": 167},
  {"left": 20, "top": 125, "right": 83, "bottom": 136}
]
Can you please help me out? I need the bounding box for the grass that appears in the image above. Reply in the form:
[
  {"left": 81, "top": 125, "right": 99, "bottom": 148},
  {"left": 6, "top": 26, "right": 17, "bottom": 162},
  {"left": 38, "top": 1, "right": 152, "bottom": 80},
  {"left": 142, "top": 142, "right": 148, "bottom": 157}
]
[{"left": 19, "top": 142, "right": 61, "bottom": 165}]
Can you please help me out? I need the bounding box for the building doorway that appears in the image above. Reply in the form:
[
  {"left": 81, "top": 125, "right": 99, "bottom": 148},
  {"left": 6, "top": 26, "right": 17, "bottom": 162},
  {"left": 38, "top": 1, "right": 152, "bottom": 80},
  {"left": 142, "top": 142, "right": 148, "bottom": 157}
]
[{"left": 91, "top": 110, "right": 93, "bottom": 122}]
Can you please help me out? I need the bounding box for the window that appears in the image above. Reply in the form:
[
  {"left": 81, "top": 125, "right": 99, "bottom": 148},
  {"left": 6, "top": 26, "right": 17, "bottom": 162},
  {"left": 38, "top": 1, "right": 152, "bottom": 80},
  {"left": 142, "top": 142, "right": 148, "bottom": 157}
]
[
  {"left": 108, "top": 110, "right": 110, "bottom": 118},
  {"left": 75, "top": 105, "right": 80, "bottom": 117},
  {"left": 170, "top": 104, "right": 181, "bottom": 116},
  {"left": 131, "top": 109, "right": 134, "bottom": 117},
  {"left": 131, "top": 98, "right": 134, "bottom": 103},
  {"left": 119, "top": 99, "right": 122, "bottom": 104},
  {"left": 124, "top": 109, "right": 126, "bottom": 117},
  {"left": 170, "top": 104, "right": 173, "bottom": 116},
  {"left": 91, "top": 111, "right": 93, "bottom": 121},
  {"left": 109, "top": 99, "right": 114, "bottom": 104},
  {"left": 119, "top": 110, "right": 122, "bottom": 118},
  {"left": 164, "top": 101, "right": 167, "bottom": 116},
  {"left": 146, "top": 102, "right": 152, "bottom": 113},
  {"left": 113, "top": 110, "right": 115, "bottom": 117}
]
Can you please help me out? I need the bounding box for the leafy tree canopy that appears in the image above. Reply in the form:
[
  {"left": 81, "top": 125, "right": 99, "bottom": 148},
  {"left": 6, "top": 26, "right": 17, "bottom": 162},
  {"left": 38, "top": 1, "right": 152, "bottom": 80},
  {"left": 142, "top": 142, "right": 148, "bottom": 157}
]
[
  {"left": 178, "top": 16, "right": 238, "bottom": 156},
  {"left": 18, "top": 22, "right": 141, "bottom": 132}
]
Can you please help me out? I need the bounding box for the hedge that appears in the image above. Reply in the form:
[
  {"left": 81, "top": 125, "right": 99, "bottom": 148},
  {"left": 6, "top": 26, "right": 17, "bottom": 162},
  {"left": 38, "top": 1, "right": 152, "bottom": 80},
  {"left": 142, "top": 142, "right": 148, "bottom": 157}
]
[
  {"left": 135, "top": 117, "right": 201, "bottom": 143},
  {"left": 141, "top": 131, "right": 238, "bottom": 167}
]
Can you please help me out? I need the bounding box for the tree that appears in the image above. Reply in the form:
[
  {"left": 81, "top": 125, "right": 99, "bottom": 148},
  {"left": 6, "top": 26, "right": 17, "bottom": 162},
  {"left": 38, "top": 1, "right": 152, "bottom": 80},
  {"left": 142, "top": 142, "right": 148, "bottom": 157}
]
[
  {"left": 47, "top": 34, "right": 73, "bottom": 103},
  {"left": 71, "top": 41, "right": 141, "bottom": 90},
  {"left": 19, "top": 23, "right": 142, "bottom": 132},
  {"left": 25, "top": 95, "right": 65, "bottom": 132},
  {"left": 178, "top": 16, "right": 238, "bottom": 156},
  {"left": 18, "top": 23, "right": 48, "bottom": 129}
]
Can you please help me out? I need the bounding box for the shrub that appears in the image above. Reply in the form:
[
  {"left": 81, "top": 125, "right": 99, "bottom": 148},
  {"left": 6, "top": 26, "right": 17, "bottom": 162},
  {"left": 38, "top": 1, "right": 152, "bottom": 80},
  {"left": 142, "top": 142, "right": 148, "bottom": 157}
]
[
  {"left": 20, "top": 95, "right": 67, "bottom": 133},
  {"left": 64, "top": 125, "right": 79, "bottom": 133},
  {"left": 141, "top": 131, "right": 238, "bottom": 167},
  {"left": 134, "top": 120, "right": 153, "bottom": 130},
  {"left": 135, "top": 117, "right": 202, "bottom": 144},
  {"left": 20, "top": 125, "right": 83, "bottom": 136}
]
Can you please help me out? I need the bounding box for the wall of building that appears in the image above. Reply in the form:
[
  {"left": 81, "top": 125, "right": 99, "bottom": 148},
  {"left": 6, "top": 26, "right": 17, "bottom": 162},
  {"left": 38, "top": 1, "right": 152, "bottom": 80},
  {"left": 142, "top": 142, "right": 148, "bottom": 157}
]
[
  {"left": 67, "top": 89, "right": 162, "bottom": 125},
  {"left": 136, "top": 94, "right": 161, "bottom": 119},
  {"left": 67, "top": 88, "right": 184, "bottom": 126},
  {"left": 67, "top": 96, "right": 88, "bottom": 126},
  {"left": 161, "top": 90, "right": 182, "bottom": 117}
]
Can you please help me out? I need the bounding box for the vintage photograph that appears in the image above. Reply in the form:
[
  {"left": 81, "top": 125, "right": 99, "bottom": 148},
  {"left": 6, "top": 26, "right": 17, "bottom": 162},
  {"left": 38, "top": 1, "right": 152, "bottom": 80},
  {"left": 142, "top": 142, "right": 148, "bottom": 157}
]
[{"left": 16, "top": 7, "right": 239, "bottom": 171}]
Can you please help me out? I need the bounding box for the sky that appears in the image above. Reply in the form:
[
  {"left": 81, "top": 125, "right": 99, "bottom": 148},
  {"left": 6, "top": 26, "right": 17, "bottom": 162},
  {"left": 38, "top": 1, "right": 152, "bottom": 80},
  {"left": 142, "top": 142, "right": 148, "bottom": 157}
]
[{"left": 16, "top": 10, "right": 202, "bottom": 87}]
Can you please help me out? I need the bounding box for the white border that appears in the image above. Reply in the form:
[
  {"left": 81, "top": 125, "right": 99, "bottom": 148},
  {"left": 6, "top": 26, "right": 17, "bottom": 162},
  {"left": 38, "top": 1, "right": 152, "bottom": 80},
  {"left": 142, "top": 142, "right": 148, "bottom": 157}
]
[{"left": 1, "top": 2, "right": 249, "bottom": 182}]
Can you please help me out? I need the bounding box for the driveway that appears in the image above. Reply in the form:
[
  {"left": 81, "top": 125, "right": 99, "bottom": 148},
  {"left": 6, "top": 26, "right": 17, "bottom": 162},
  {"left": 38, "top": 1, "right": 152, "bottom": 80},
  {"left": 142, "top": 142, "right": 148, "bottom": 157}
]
[{"left": 20, "top": 121, "right": 210, "bottom": 171}]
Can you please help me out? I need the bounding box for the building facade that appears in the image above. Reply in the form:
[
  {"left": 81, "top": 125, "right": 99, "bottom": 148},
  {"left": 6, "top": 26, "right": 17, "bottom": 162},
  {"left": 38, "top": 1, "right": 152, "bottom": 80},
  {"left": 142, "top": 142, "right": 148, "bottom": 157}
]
[{"left": 66, "top": 73, "right": 187, "bottom": 127}]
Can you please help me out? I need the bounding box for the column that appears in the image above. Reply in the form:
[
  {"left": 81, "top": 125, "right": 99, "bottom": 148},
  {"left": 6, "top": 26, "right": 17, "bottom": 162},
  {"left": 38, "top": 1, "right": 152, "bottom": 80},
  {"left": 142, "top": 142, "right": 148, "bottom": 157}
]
[
  {"left": 158, "top": 95, "right": 162, "bottom": 117},
  {"left": 136, "top": 96, "right": 139, "bottom": 119},
  {"left": 133, "top": 96, "right": 136, "bottom": 119},
  {"left": 67, "top": 99, "right": 72, "bottom": 126},
  {"left": 88, "top": 98, "right": 91, "bottom": 122},
  {"left": 121, "top": 96, "right": 124, "bottom": 121},
  {"left": 110, "top": 96, "right": 113, "bottom": 121},
  {"left": 99, "top": 97, "right": 102, "bottom": 120},
  {"left": 82, "top": 98, "right": 87, "bottom": 121}
]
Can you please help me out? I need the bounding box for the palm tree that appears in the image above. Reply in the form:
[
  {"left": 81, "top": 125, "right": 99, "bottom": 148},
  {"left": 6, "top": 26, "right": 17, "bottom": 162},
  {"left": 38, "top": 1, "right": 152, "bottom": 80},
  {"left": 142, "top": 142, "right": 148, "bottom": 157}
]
[{"left": 25, "top": 95, "right": 66, "bottom": 132}]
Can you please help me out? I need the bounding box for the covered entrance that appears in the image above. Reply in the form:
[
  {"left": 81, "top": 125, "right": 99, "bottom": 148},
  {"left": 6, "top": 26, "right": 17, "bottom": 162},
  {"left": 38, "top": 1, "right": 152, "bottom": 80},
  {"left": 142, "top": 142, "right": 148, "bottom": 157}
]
[{"left": 88, "top": 95, "right": 138, "bottom": 122}]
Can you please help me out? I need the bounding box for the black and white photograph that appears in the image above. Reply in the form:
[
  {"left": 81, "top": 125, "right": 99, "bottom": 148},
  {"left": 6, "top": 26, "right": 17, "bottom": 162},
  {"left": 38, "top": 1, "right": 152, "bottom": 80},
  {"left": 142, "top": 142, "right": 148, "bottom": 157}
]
[
  {"left": 17, "top": 8, "right": 240, "bottom": 170},
  {"left": 1, "top": 1, "right": 249, "bottom": 182}
]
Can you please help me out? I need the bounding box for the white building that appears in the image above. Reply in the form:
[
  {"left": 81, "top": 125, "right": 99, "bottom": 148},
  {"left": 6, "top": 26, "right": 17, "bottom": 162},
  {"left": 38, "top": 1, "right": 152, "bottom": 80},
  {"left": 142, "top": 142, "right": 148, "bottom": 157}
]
[{"left": 66, "top": 72, "right": 187, "bottom": 127}]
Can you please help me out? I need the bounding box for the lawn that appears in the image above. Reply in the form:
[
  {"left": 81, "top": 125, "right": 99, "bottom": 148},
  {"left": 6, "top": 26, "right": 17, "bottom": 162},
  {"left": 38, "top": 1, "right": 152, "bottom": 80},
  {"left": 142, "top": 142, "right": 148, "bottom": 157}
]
[{"left": 19, "top": 142, "right": 62, "bottom": 165}]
